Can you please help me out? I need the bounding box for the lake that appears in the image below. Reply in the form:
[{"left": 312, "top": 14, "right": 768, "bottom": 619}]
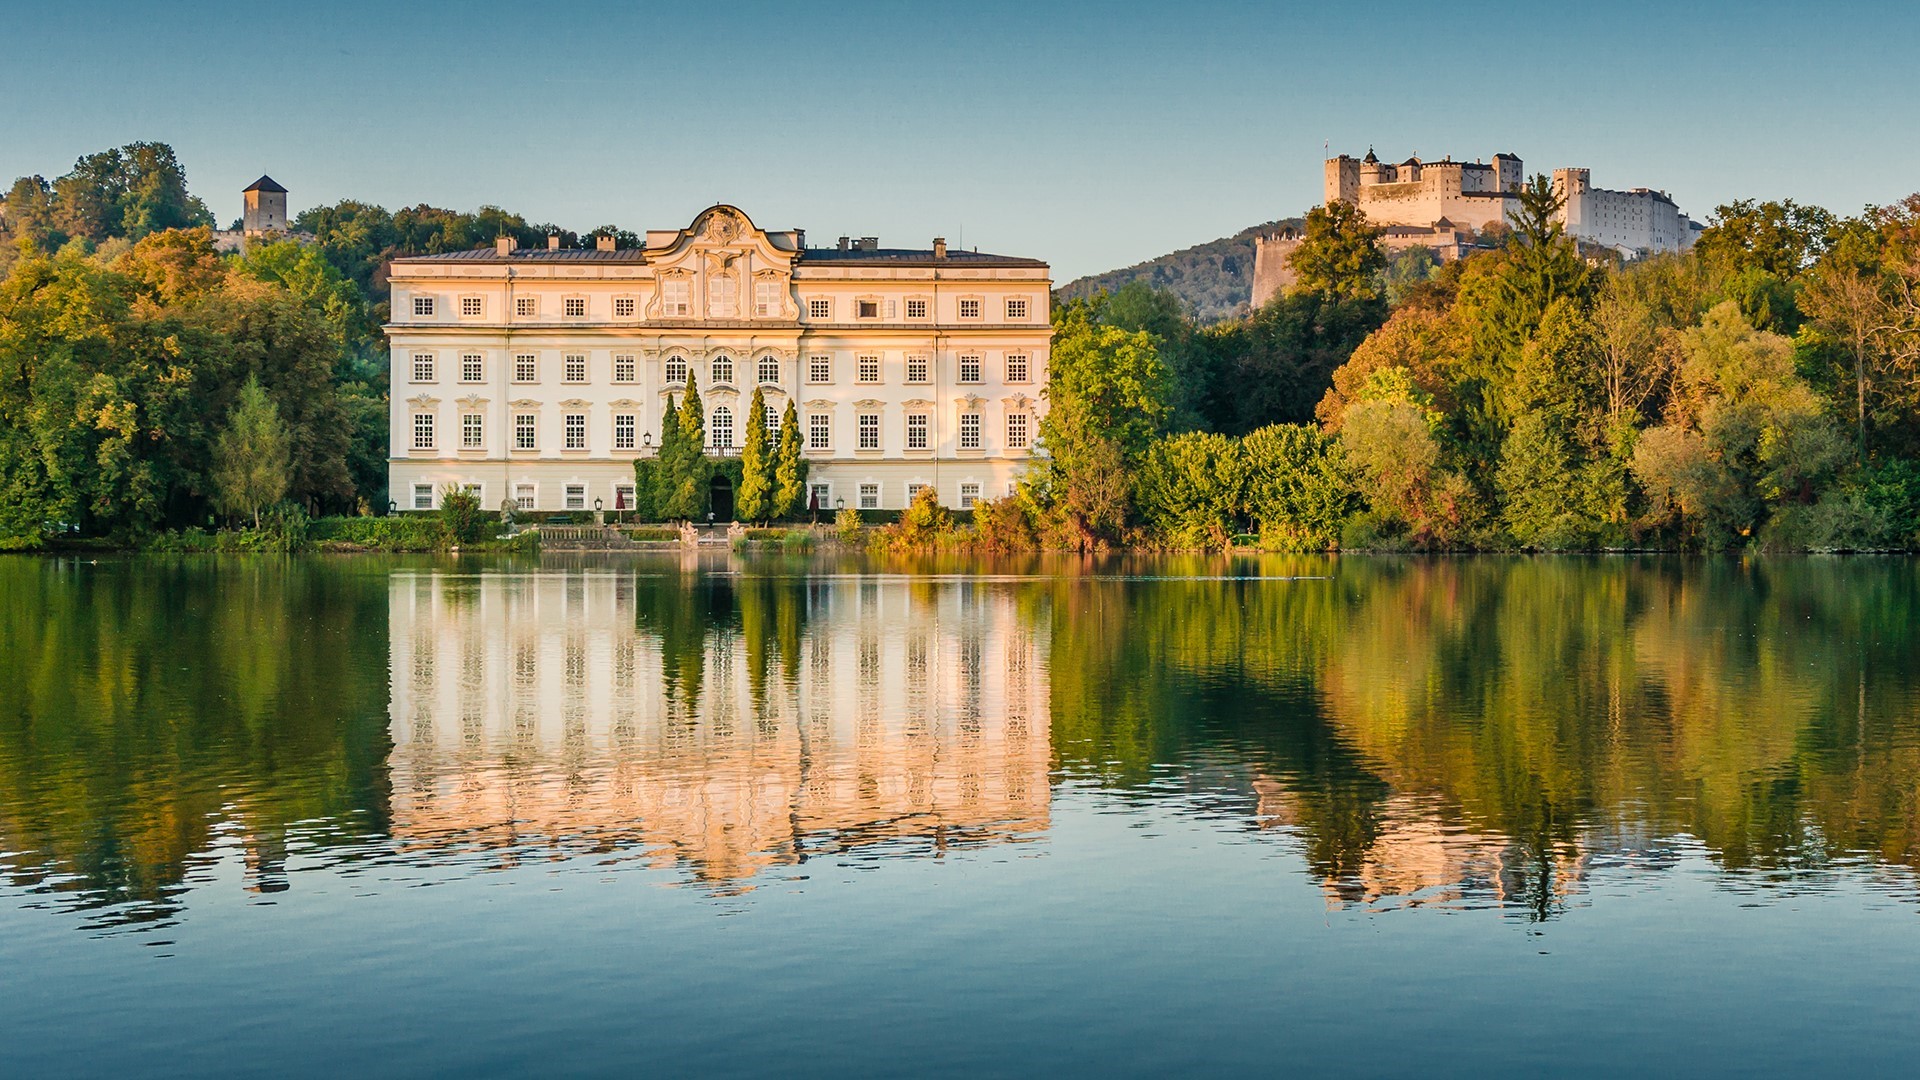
[{"left": 3, "top": 553, "right": 1918, "bottom": 1077}]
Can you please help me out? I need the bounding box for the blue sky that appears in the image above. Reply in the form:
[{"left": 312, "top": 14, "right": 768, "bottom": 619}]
[{"left": 5, "top": 0, "right": 1916, "bottom": 281}]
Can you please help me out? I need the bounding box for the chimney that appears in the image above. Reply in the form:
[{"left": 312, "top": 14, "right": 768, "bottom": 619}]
[
  {"left": 795, "top": 228, "right": 806, "bottom": 249},
  {"left": 596, "top": 234, "right": 615, "bottom": 252},
  {"left": 495, "top": 236, "right": 513, "bottom": 256},
  {"left": 933, "top": 237, "right": 947, "bottom": 259},
  {"left": 547, "top": 233, "right": 560, "bottom": 251},
  {"left": 859, "top": 237, "right": 878, "bottom": 251},
  {"left": 837, "top": 236, "right": 850, "bottom": 251}
]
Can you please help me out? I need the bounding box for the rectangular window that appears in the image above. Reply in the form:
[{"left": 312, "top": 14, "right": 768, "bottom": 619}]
[
  {"left": 960, "top": 412, "right": 982, "bottom": 450},
  {"left": 755, "top": 279, "right": 781, "bottom": 317},
  {"left": 859, "top": 483, "right": 879, "bottom": 510},
  {"left": 959, "top": 354, "right": 981, "bottom": 383},
  {"left": 614, "top": 297, "right": 635, "bottom": 318},
  {"left": 906, "top": 354, "right": 929, "bottom": 383},
  {"left": 413, "top": 483, "right": 434, "bottom": 510},
  {"left": 906, "top": 413, "right": 928, "bottom": 450},
  {"left": 514, "top": 483, "right": 535, "bottom": 511},
  {"left": 858, "top": 354, "right": 880, "bottom": 383},
  {"left": 1006, "top": 353, "right": 1029, "bottom": 383},
  {"left": 808, "top": 413, "right": 831, "bottom": 450},
  {"left": 613, "top": 354, "right": 635, "bottom": 383},
  {"left": 857, "top": 299, "right": 878, "bottom": 319},
  {"left": 960, "top": 482, "right": 980, "bottom": 509},
  {"left": 809, "top": 354, "right": 831, "bottom": 383},
  {"left": 461, "top": 296, "right": 483, "bottom": 317},
  {"left": 564, "top": 354, "right": 587, "bottom": 383},
  {"left": 515, "top": 296, "right": 537, "bottom": 317},
  {"left": 614, "top": 483, "right": 635, "bottom": 511},
  {"left": 614, "top": 414, "right": 636, "bottom": 450},
  {"left": 565, "top": 484, "right": 586, "bottom": 511},
  {"left": 412, "top": 353, "right": 434, "bottom": 382},
  {"left": 564, "top": 413, "right": 587, "bottom": 450},
  {"left": 858, "top": 413, "right": 880, "bottom": 450},
  {"left": 906, "top": 298, "right": 928, "bottom": 320},
  {"left": 1006, "top": 298, "right": 1028, "bottom": 320},
  {"left": 663, "top": 279, "right": 690, "bottom": 316},
  {"left": 515, "top": 413, "right": 536, "bottom": 451},
  {"left": 461, "top": 353, "right": 483, "bottom": 382},
  {"left": 810, "top": 482, "right": 830, "bottom": 510},
  {"left": 515, "top": 354, "right": 537, "bottom": 382},
  {"left": 413, "top": 296, "right": 435, "bottom": 317},
  {"left": 808, "top": 298, "right": 831, "bottom": 319},
  {"left": 564, "top": 297, "right": 586, "bottom": 318},
  {"left": 958, "top": 298, "right": 981, "bottom": 319},
  {"left": 906, "top": 483, "right": 928, "bottom": 503},
  {"left": 1006, "top": 412, "right": 1030, "bottom": 449},
  {"left": 412, "top": 412, "right": 434, "bottom": 450},
  {"left": 462, "top": 413, "right": 484, "bottom": 449}
]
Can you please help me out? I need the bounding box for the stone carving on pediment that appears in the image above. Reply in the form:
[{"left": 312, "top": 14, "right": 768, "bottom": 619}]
[
  {"left": 509, "top": 398, "right": 542, "bottom": 408},
  {"left": 853, "top": 398, "right": 886, "bottom": 410},
  {"left": 902, "top": 398, "right": 935, "bottom": 410},
  {"left": 405, "top": 394, "right": 439, "bottom": 408},
  {"left": 803, "top": 399, "right": 837, "bottom": 410},
  {"left": 609, "top": 398, "right": 642, "bottom": 409},
  {"left": 958, "top": 394, "right": 986, "bottom": 410},
  {"left": 703, "top": 209, "right": 742, "bottom": 243},
  {"left": 560, "top": 398, "right": 591, "bottom": 409},
  {"left": 1003, "top": 393, "right": 1035, "bottom": 409},
  {"left": 456, "top": 394, "right": 488, "bottom": 410}
]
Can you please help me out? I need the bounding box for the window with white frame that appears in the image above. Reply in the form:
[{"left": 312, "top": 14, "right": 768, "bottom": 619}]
[
  {"left": 708, "top": 274, "right": 738, "bottom": 317},
  {"left": 1006, "top": 412, "right": 1030, "bottom": 449},
  {"left": 859, "top": 483, "right": 879, "bottom": 510},
  {"left": 614, "top": 354, "right": 635, "bottom": 383},
  {"left": 959, "top": 412, "right": 982, "bottom": 450},
  {"left": 906, "top": 354, "right": 929, "bottom": 383},
  {"left": 662, "top": 278, "right": 690, "bottom": 316},
  {"left": 413, "top": 483, "right": 434, "bottom": 510},
  {"left": 808, "top": 413, "right": 831, "bottom": 450},
  {"left": 711, "top": 405, "right": 734, "bottom": 450},
  {"left": 857, "top": 299, "right": 879, "bottom": 319},
  {"left": 564, "top": 354, "right": 587, "bottom": 383},
  {"left": 1006, "top": 353, "right": 1029, "bottom": 383},
  {"left": 810, "top": 482, "right": 830, "bottom": 509},
  {"left": 763, "top": 404, "right": 780, "bottom": 434},
  {"left": 665, "top": 355, "right": 688, "bottom": 384},
  {"left": 712, "top": 354, "right": 733, "bottom": 384},
  {"left": 461, "top": 353, "right": 483, "bottom": 382},
  {"left": 858, "top": 413, "right": 880, "bottom": 450},
  {"left": 515, "top": 354, "right": 536, "bottom": 382},
  {"left": 565, "top": 484, "right": 586, "bottom": 511},
  {"left": 857, "top": 354, "right": 880, "bottom": 383},
  {"left": 614, "top": 297, "right": 635, "bottom": 318},
  {"left": 514, "top": 483, "right": 536, "bottom": 511},
  {"left": 614, "top": 414, "right": 636, "bottom": 450},
  {"left": 563, "top": 297, "right": 586, "bottom": 318},
  {"left": 959, "top": 354, "right": 981, "bottom": 383},
  {"left": 754, "top": 278, "right": 781, "bottom": 317},
  {"left": 757, "top": 355, "right": 779, "bottom": 385},
  {"left": 906, "top": 413, "right": 929, "bottom": 451},
  {"left": 808, "top": 297, "right": 831, "bottom": 320},
  {"left": 412, "top": 353, "right": 434, "bottom": 382},
  {"left": 515, "top": 413, "right": 536, "bottom": 451},
  {"left": 460, "top": 296, "right": 483, "bottom": 317},
  {"left": 515, "top": 296, "right": 537, "bottom": 317},
  {"left": 958, "top": 298, "right": 981, "bottom": 320},
  {"left": 413, "top": 296, "right": 435, "bottom": 317},
  {"left": 906, "top": 298, "right": 928, "bottom": 320},
  {"left": 614, "top": 483, "right": 635, "bottom": 511},
  {"left": 412, "top": 412, "right": 435, "bottom": 450},
  {"left": 809, "top": 354, "right": 831, "bottom": 383},
  {"left": 564, "top": 413, "right": 586, "bottom": 450},
  {"left": 462, "top": 413, "right": 485, "bottom": 449},
  {"left": 906, "top": 482, "right": 928, "bottom": 503},
  {"left": 960, "top": 482, "right": 980, "bottom": 509},
  {"left": 1006, "top": 297, "right": 1029, "bottom": 320}
]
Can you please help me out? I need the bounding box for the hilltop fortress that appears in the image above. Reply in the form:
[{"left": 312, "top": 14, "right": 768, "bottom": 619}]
[{"left": 1252, "top": 149, "right": 1702, "bottom": 306}]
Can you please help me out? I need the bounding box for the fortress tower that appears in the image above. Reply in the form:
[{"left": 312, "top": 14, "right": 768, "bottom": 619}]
[{"left": 242, "top": 175, "right": 288, "bottom": 237}]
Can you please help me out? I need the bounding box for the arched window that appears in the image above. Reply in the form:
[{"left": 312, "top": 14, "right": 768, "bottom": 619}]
[
  {"left": 757, "top": 355, "right": 780, "bottom": 385},
  {"left": 665, "top": 354, "right": 688, "bottom": 384},
  {"left": 711, "top": 405, "right": 735, "bottom": 450},
  {"left": 711, "top": 354, "right": 734, "bottom": 385},
  {"left": 764, "top": 404, "right": 780, "bottom": 434}
]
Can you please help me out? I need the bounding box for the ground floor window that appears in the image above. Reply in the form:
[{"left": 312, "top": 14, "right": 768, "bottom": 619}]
[
  {"left": 810, "top": 482, "right": 831, "bottom": 510},
  {"left": 515, "top": 484, "right": 536, "bottom": 511},
  {"left": 565, "top": 484, "right": 586, "bottom": 511},
  {"left": 613, "top": 483, "right": 635, "bottom": 511},
  {"left": 906, "top": 482, "right": 928, "bottom": 504},
  {"left": 412, "top": 483, "right": 434, "bottom": 510},
  {"left": 859, "top": 483, "right": 879, "bottom": 510},
  {"left": 960, "top": 482, "right": 980, "bottom": 509}
]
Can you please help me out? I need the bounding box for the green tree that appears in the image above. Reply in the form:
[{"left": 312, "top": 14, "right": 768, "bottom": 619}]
[
  {"left": 1287, "top": 200, "right": 1385, "bottom": 302},
  {"left": 737, "top": 386, "right": 773, "bottom": 522},
  {"left": 1036, "top": 302, "right": 1171, "bottom": 544},
  {"left": 1133, "top": 431, "right": 1244, "bottom": 548},
  {"left": 211, "top": 377, "right": 292, "bottom": 528},
  {"left": 774, "top": 399, "right": 807, "bottom": 518},
  {"left": 1240, "top": 424, "right": 1355, "bottom": 551},
  {"left": 657, "top": 371, "right": 708, "bottom": 520}
]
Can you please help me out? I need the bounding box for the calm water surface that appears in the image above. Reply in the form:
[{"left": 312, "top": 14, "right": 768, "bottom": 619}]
[{"left": 3, "top": 553, "right": 1918, "bottom": 1076}]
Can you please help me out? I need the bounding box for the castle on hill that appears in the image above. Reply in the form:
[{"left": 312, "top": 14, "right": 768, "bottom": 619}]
[{"left": 211, "top": 174, "right": 304, "bottom": 252}]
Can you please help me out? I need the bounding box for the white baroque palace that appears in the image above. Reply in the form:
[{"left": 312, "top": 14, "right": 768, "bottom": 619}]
[{"left": 386, "top": 205, "right": 1052, "bottom": 515}]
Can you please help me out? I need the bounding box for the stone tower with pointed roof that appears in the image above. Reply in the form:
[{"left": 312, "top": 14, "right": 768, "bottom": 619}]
[{"left": 242, "top": 175, "right": 288, "bottom": 237}]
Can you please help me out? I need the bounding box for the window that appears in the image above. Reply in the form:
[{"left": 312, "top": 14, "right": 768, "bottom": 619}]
[
  {"left": 1006, "top": 297, "right": 1029, "bottom": 320},
  {"left": 755, "top": 278, "right": 781, "bottom": 317},
  {"left": 1006, "top": 353, "right": 1029, "bottom": 383},
  {"left": 565, "top": 484, "right": 586, "bottom": 511},
  {"left": 810, "top": 482, "right": 830, "bottom": 510},
  {"left": 808, "top": 413, "right": 831, "bottom": 450},
  {"left": 564, "top": 413, "right": 586, "bottom": 450},
  {"left": 564, "top": 354, "right": 587, "bottom": 383},
  {"left": 515, "top": 354, "right": 536, "bottom": 382},
  {"left": 859, "top": 483, "right": 879, "bottom": 510},
  {"left": 614, "top": 297, "right": 635, "bottom": 318},
  {"left": 614, "top": 483, "right": 635, "bottom": 511},
  {"left": 857, "top": 299, "right": 879, "bottom": 319},
  {"left": 906, "top": 354, "right": 929, "bottom": 383},
  {"left": 708, "top": 274, "right": 738, "bottom": 317},
  {"left": 412, "top": 412, "right": 435, "bottom": 450},
  {"left": 662, "top": 278, "right": 690, "bottom": 316},
  {"left": 808, "top": 298, "right": 831, "bottom": 319},
  {"left": 614, "top": 413, "right": 636, "bottom": 450},
  {"left": 959, "top": 354, "right": 981, "bottom": 383},
  {"left": 614, "top": 354, "right": 635, "bottom": 383},
  {"left": 461, "top": 353, "right": 483, "bottom": 382},
  {"left": 1006, "top": 412, "right": 1030, "bottom": 449},
  {"left": 960, "top": 482, "right": 980, "bottom": 509},
  {"left": 907, "top": 483, "right": 928, "bottom": 503},
  {"left": 460, "top": 296, "right": 482, "bottom": 317},
  {"left": 412, "top": 353, "right": 435, "bottom": 382},
  {"left": 665, "top": 355, "right": 688, "bottom": 384},
  {"left": 462, "top": 413, "right": 484, "bottom": 449},
  {"left": 515, "top": 413, "right": 536, "bottom": 451},
  {"left": 858, "top": 413, "right": 880, "bottom": 450},
  {"left": 712, "top": 406, "right": 734, "bottom": 450},
  {"left": 906, "top": 298, "right": 928, "bottom": 320},
  {"left": 763, "top": 404, "right": 780, "bottom": 434},
  {"left": 958, "top": 298, "right": 981, "bottom": 320},
  {"left": 413, "top": 296, "right": 435, "bottom": 317},
  {"left": 757, "top": 355, "right": 779, "bottom": 385},
  {"left": 564, "top": 297, "right": 586, "bottom": 318},
  {"left": 857, "top": 354, "right": 880, "bottom": 383},
  {"left": 514, "top": 483, "right": 535, "bottom": 511},
  {"left": 906, "top": 413, "right": 929, "bottom": 450},
  {"left": 959, "top": 412, "right": 982, "bottom": 450},
  {"left": 809, "top": 354, "right": 831, "bottom": 383},
  {"left": 712, "top": 355, "right": 734, "bottom": 385},
  {"left": 515, "top": 296, "right": 537, "bottom": 317},
  {"left": 413, "top": 483, "right": 434, "bottom": 510}
]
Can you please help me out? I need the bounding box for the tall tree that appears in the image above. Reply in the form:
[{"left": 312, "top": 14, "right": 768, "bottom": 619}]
[
  {"left": 737, "top": 386, "right": 773, "bottom": 522},
  {"left": 1037, "top": 301, "right": 1171, "bottom": 545},
  {"left": 1287, "top": 200, "right": 1385, "bottom": 302},
  {"left": 211, "top": 377, "right": 292, "bottom": 528},
  {"left": 774, "top": 399, "right": 806, "bottom": 519}
]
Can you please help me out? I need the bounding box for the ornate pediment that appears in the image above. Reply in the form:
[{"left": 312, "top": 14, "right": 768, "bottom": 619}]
[
  {"left": 560, "top": 398, "right": 590, "bottom": 409},
  {"left": 853, "top": 398, "right": 886, "bottom": 410},
  {"left": 902, "top": 398, "right": 935, "bottom": 410},
  {"left": 510, "top": 398, "right": 541, "bottom": 408},
  {"left": 957, "top": 394, "right": 986, "bottom": 410},
  {"left": 641, "top": 205, "right": 797, "bottom": 324},
  {"left": 405, "top": 394, "right": 439, "bottom": 409},
  {"left": 456, "top": 394, "right": 488, "bottom": 410},
  {"left": 609, "top": 398, "right": 642, "bottom": 409},
  {"left": 803, "top": 398, "right": 837, "bottom": 410},
  {"left": 1003, "top": 393, "right": 1036, "bottom": 409}
]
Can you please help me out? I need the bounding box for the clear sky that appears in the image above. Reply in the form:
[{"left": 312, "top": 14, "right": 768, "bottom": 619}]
[{"left": 5, "top": 0, "right": 1916, "bottom": 281}]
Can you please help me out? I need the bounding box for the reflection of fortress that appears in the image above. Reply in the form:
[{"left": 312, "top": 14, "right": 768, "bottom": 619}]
[{"left": 387, "top": 570, "right": 1051, "bottom": 888}]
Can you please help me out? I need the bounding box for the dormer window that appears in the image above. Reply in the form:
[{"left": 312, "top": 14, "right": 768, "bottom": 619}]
[
  {"left": 905, "top": 298, "right": 929, "bottom": 320},
  {"left": 808, "top": 298, "right": 831, "bottom": 320}
]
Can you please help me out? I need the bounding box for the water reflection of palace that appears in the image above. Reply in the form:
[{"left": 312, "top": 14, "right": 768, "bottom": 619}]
[{"left": 388, "top": 569, "right": 1051, "bottom": 888}]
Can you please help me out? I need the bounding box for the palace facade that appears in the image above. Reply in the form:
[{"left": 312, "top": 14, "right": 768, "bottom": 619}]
[{"left": 386, "top": 205, "right": 1052, "bottom": 515}]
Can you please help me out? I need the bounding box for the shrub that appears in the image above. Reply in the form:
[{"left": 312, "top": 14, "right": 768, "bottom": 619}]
[
  {"left": 438, "top": 485, "right": 488, "bottom": 547},
  {"left": 835, "top": 506, "right": 864, "bottom": 547},
  {"left": 971, "top": 494, "right": 1040, "bottom": 552}
]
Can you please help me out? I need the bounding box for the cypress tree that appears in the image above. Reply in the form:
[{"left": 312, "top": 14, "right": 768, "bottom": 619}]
[
  {"left": 774, "top": 399, "right": 807, "bottom": 519},
  {"left": 737, "top": 385, "right": 773, "bottom": 522}
]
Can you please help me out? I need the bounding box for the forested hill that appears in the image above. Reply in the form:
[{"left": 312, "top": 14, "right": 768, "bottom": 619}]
[{"left": 1059, "top": 218, "right": 1299, "bottom": 323}]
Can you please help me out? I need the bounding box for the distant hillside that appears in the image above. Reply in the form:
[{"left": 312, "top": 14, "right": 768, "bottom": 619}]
[{"left": 1059, "top": 218, "right": 1300, "bottom": 323}]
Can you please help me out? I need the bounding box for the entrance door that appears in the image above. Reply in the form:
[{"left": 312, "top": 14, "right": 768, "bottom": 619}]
[{"left": 709, "top": 474, "right": 735, "bottom": 521}]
